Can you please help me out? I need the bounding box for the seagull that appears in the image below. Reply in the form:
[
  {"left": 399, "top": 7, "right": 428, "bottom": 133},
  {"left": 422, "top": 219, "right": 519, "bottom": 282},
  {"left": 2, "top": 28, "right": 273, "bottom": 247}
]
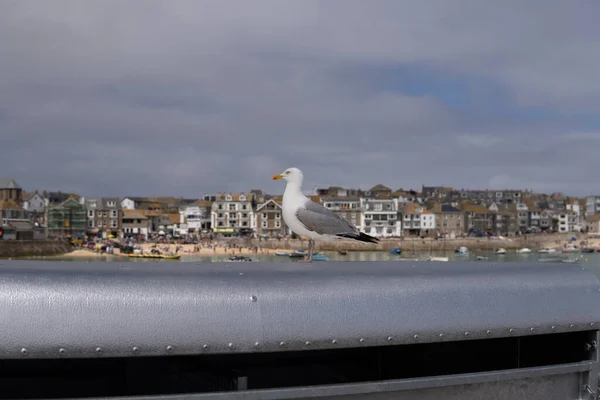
[{"left": 273, "top": 167, "right": 379, "bottom": 263}]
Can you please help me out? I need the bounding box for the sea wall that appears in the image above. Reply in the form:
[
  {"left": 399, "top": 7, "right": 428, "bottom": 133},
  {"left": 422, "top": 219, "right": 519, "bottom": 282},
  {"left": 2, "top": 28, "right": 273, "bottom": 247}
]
[
  {"left": 248, "top": 233, "right": 582, "bottom": 252},
  {"left": 0, "top": 240, "right": 73, "bottom": 258}
]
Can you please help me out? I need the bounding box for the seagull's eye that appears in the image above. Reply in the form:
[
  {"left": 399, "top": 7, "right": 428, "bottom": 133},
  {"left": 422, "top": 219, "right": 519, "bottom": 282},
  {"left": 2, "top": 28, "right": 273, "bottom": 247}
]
[{"left": 285, "top": 171, "right": 291, "bottom": 174}]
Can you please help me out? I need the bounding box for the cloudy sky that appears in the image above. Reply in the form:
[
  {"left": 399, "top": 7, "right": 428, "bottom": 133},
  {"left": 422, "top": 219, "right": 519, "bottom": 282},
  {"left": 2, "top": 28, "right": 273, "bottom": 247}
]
[{"left": 1, "top": 0, "right": 599, "bottom": 197}]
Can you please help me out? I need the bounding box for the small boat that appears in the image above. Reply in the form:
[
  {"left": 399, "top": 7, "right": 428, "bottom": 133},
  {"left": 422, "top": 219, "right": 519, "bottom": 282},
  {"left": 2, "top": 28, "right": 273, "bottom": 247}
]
[
  {"left": 275, "top": 252, "right": 291, "bottom": 256},
  {"left": 495, "top": 248, "right": 507, "bottom": 255},
  {"left": 582, "top": 248, "right": 595, "bottom": 253},
  {"left": 289, "top": 250, "right": 307, "bottom": 258},
  {"left": 128, "top": 253, "right": 181, "bottom": 260},
  {"left": 455, "top": 246, "right": 468, "bottom": 255},
  {"left": 428, "top": 256, "right": 449, "bottom": 262},
  {"left": 517, "top": 248, "right": 531, "bottom": 254},
  {"left": 390, "top": 248, "right": 402, "bottom": 255},
  {"left": 476, "top": 256, "right": 488, "bottom": 261},
  {"left": 312, "top": 254, "right": 329, "bottom": 261},
  {"left": 563, "top": 245, "right": 579, "bottom": 253},
  {"left": 561, "top": 257, "right": 581, "bottom": 264},
  {"left": 538, "top": 247, "right": 557, "bottom": 253}
]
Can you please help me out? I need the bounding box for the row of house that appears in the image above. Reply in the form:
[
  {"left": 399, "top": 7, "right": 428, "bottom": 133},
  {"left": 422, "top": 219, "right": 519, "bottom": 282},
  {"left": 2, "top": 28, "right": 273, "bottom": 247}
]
[{"left": 1, "top": 178, "right": 598, "bottom": 240}]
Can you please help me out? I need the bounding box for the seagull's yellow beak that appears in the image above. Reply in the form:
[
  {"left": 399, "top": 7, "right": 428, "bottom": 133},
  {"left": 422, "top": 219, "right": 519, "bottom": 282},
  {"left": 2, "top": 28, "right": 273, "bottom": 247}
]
[{"left": 272, "top": 174, "right": 284, "bottom": 180}]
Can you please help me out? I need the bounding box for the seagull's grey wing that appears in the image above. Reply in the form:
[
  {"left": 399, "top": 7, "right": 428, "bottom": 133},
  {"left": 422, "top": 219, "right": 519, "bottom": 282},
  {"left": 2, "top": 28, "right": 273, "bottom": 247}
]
[{"left": 295, "top": 200, "right": 359, "bottom": 236}]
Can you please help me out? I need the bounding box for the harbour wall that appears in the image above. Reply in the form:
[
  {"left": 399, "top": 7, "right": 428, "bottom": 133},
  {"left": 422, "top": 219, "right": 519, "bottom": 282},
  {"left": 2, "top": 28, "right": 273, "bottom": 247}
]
[
  {"left": 249, "top": 233, "right": 582, "bottom": 252},
  {"left": 0, "top": 240, "right": 73, "bottom": 258}
]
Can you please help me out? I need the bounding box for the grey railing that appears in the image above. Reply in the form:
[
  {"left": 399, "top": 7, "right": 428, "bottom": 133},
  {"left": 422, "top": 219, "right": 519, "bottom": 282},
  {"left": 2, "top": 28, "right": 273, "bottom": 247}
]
[{"left": 0, "top": 260, "right": 599, "bottom": 399}]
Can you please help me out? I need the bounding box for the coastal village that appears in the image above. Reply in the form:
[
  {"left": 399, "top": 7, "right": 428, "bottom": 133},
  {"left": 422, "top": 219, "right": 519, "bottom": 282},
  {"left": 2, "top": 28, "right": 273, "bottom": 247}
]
[{"left": 1, "top": 177, "right": 600, "bottom": 242}]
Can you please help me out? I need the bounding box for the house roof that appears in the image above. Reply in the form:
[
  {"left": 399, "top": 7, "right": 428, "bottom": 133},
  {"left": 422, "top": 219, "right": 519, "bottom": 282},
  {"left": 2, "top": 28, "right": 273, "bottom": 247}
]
[
  {"left": 369, "top": 184, "right": 391, "bottom": 192},
  {"left": 215, "top": 193, "right": 254, "bottom": 202},
  {"left": 256, "top": 198, "right": 283, "bottom": 211},
  {"left": 0, "top": 201, "right": 24, "bottom": 211},
  {"left": 431, "top": 204, "right": 461, "bottom": 213},
  {"left": 0, "top": 178, "right": 21, "bottom": 190},
  {"left": 122, "top": 210, "right": 148, "bottom": 219},
  {"left": 401, "top": 202, "right": 419, "bottom": 214},
  {"left": 463, "top": 205, "right": 490, "bottom": 214}
]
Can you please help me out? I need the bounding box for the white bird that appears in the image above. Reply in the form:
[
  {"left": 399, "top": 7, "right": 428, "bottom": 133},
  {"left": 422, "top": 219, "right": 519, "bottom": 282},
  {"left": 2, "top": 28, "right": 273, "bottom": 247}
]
[{"left": 273, "top": 167, "right": 379, "bottom": 262}]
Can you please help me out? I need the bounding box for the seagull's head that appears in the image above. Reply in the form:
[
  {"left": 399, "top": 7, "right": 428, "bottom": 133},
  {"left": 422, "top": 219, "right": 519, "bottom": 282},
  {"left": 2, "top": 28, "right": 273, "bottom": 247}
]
[{"left": 273, "top": 167, "right": 303, "bottom": 186}]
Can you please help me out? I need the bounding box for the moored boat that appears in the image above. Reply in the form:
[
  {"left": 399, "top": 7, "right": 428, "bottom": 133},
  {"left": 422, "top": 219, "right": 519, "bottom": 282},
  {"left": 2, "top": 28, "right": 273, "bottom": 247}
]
[
  {"left": 517, "top": 248, "right": 531, "bottom": 254},
  {"left": 389, "top": 247, "right": 402, "bottom": 255},
  {"left": 128, "top": 253, "right": 181, "bottom": 260},
  {"left": 455, "top": 246, "right": 468, "bottom": 255},
  {"left": 495, "top": 248, "right": 507, "bottom": 255}
]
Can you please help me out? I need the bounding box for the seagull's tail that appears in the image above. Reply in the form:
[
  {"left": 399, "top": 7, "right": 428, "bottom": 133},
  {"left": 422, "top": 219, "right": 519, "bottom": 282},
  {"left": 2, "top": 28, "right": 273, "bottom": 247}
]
[{"left": 336, "top": 232, "right": 379, "bottom": 244}]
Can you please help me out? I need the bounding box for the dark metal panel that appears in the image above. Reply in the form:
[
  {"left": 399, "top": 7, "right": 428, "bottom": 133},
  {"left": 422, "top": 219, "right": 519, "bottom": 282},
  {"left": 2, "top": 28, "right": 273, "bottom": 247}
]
[
  {"left": 114, "top": 362, "right": 592, "bottom": 400},
  {"left": 0, "top": 260, "right": 599, "bottom": 358}
]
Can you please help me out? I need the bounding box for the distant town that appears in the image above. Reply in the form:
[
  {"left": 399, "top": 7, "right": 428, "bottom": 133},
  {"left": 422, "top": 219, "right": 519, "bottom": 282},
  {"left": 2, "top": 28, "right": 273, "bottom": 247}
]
[{"left": 1, "top": 177, "right": 599, "bottom": 241}]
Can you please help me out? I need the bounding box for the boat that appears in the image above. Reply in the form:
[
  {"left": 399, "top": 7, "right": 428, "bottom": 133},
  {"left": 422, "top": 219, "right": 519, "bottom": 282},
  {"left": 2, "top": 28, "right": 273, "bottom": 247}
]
[
  {"left": 275, "top": 252, "right": 291, "bottom": 256},
  {"left": 538, "top": 247, "right": 557, "bottom": 254},
  {"left": 455, "top": 246, "right": 468, "bottom": 255},
  {"left": 495, "top": 248, "right": 507, "bottom": 255},
  {"left": 389, "top": 247, "right": 402, "bottom": 255},
  {"left": 128, "top": 253, "right": 181, "bottom": 260},
  {"left": 476, "top": 256, "right": 488, "bottom": 261},
  {"left": 289, "top": 250, "right": 307, "bottom": 258},
  {"left": 582, "top": 248, "right": 595, "bottom": 253},
  {"left": 517, "top": 248, "right": 531, "bottom": 254},
  {"left": 563, "top": 245, "right": 579, "bottom": 253},
  {"left": 428, "top": 256, "right": 449, "bottom": 262},
  {"left": 561, "top": 258, "right": 581, "bottom": 264},
  {"left": 312, "top": 254, "right": 329, "bottom": 261}
]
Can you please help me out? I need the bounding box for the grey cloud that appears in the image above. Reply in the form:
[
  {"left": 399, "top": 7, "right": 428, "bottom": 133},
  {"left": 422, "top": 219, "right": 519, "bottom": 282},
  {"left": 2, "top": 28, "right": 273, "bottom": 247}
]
[{"left": 0, "top": 0, "right": 599, "bottom": 197}]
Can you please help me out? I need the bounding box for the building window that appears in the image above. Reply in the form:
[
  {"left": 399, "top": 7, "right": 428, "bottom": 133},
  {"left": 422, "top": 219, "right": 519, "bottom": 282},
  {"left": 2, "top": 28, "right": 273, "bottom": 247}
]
[
  {"left": 242, "top": 213, "right": 247, "bottom": 218},
  {"left": 225, "top": 195, "right": 232, "bottom": 201},
  {"left": 229, "top": 204, "right": 236, "bottom": 211},
  {"left": 88, "top": 210, "right": 94, "bottom": 217},
  {"left": 262, "top": 213, "right": 267, "bottom": 219},
  {"left": 262, "top": 220, "right": 268, "bottom": 228},
  {"left": 88, "top": 220, "right": 94, "bottom": 228},
  {"left": 218, "top": 204, "right": 223, "bottom": 210},
  {"left": 275, "top": 213, "right": 280, "bottom": 219},
  {"left": 242, "top": 205, "right": 247, "bottom": 210},
  {"left": 239, "top": 195, "right": 246, "bottom": 201},
  {"left": 111, "top": 210, "right": 117, "bottom": 218},
  {"left": 111, "top": 220, "right": 118, "bottom": 228},
  {"left": 275, "top": 221, "right": 281, "bottom": 228}
]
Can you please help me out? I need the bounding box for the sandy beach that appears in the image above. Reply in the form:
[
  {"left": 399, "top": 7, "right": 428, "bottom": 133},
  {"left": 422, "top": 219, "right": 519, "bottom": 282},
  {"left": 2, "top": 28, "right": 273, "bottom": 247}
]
[{"left": 61, "top": 243, "right": 290, "bottom": 258}]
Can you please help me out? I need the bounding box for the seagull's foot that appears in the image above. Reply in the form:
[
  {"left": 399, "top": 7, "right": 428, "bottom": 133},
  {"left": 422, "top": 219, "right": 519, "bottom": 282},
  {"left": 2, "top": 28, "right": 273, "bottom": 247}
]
[{"left": 295, "top": 259, "right": 313, "bottom": 263}]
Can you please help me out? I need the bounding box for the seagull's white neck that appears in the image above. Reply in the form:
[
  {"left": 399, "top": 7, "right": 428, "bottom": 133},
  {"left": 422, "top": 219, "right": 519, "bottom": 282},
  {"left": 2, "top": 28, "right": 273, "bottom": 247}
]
[{"left": 283, "top": 180, "right": 304, "bottom": 200}]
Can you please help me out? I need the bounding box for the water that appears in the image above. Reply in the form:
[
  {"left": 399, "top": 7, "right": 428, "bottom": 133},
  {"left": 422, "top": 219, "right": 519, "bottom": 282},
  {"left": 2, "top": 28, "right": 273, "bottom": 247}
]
[{"left": 20, "top": 249, "right": 600, "bottom": 276}]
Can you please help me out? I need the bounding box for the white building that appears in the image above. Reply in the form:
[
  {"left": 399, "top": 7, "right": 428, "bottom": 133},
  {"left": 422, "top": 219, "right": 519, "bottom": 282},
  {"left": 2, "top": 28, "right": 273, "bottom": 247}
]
[
  {"left": 586, "top": 196, "right": 600, "bottom": 217},
  {"left": 566, "top": 201, "right": 584, "bottom": 231},
  {"left": 22, "top": 192, "right": 45, "bottom": 213},
  {"left": 180, "top": 200, "right": 212, "bottom": 233},
  {"left": 211, "top": 193, "right": 256, "bottom": 236},
  {"left": 360, "top": 198, "right": 401, "bottom": 237},
  {"left": 420, "top": 210, "right": 436, "bottom": 231},
  {"left": 557, "top": 212, "right": 580, "bottom": 233}
]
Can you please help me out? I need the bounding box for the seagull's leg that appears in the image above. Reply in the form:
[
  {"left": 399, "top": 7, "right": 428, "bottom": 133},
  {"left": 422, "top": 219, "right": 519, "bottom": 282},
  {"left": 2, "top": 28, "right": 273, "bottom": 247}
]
[{"left": 296, "top": 239, "right": 314, "bottom": 263}]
